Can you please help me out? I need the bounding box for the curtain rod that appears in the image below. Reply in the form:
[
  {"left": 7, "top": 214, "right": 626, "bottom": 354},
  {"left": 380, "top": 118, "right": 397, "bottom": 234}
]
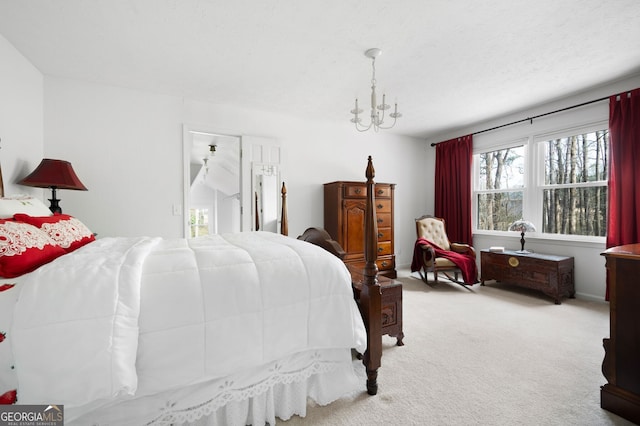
[{"left": 430, "top": 95, "right": 610, "bottom": 147}]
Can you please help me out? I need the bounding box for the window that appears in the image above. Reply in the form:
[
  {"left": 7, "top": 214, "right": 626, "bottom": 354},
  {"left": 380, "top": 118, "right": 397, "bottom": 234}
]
[
  {"left": 474, "top": 124, "right": 609, "bottom": 239},
  {"left": 189, "top": 208, "right": 210, "bottom": 238},
  {"left": 539, "top": 130, "right": 608, "bottom": 236},
  {"left": 475, "top": 144, "right": 526, "bottom": 231}
]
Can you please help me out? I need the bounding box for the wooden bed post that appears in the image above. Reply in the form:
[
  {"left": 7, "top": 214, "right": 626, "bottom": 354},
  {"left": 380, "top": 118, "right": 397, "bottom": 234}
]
[
  {"left": 360, "top": 155, "right": 382, "bottom": 395},
  {"left": 280, "top": 182, "right": 288, "bottom": 236}
]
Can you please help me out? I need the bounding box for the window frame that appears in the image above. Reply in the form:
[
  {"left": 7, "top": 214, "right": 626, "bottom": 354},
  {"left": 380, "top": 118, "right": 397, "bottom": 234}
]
[
  {"left": 473, "top": 121, "right": 608, "bottom": 243},
  {"left": 472, "top": 138, "right": 529, "bottom": 234}
]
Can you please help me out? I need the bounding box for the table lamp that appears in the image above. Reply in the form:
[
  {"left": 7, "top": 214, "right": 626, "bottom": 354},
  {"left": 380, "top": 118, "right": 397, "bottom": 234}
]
[
  {"left": 19, "top": 158, "right": 87, "bottom": 214},
  {"left": 509, "top": 219, "right": 536, "bottom": 253}
]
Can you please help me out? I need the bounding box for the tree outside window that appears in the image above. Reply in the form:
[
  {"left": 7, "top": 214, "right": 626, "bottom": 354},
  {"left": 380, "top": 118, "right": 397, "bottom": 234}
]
[
  {"left": 476, "top": 145, "right": 525, "bottom": 231},
  {"left": 541, "top": 130, "right": 608, "bottom": 236}
]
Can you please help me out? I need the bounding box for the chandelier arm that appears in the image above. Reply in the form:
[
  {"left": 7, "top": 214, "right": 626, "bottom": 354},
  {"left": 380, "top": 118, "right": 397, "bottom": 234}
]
[
  {"left": 355, "top": 121, "right": 374, "bottom": 132},
  {"left": 375, "top": 118, "right": 398, "bottom": 130}
]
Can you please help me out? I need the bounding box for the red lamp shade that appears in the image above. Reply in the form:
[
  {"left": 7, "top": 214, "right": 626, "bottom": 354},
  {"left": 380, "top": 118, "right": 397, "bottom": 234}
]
[{"left": 19, "top": 159, "right": 87, "bottom": 213}]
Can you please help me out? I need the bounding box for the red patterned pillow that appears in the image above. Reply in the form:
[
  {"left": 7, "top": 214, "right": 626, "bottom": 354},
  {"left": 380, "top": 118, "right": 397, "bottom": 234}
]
[
  {"left": 13, "top": 214, "right": 95, "bottom": 253},
  {"left": 0, "top": 220, "right": 66, "bottom": 278}
]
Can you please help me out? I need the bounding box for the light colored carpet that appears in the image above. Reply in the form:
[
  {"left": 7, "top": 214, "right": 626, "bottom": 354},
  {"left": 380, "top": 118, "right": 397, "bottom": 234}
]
[{"left": 282, "top": 268, "right": 635, "bottom": 426}]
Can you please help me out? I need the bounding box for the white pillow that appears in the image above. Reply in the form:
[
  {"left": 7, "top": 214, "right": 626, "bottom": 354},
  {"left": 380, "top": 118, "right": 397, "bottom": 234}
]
[{"left": 0, "top": 195, "right": 52, "bottom": 219}]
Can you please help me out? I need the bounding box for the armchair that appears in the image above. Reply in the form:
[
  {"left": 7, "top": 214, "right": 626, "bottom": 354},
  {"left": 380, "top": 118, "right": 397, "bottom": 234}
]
[{"left": 411, "top": 215, "right": 478, "bottom": 287}]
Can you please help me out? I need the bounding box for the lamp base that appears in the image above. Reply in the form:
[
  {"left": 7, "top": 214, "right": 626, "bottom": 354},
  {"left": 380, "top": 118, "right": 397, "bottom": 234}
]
[
  {"left": 48, "top": 198, "right": 61, "bottom": 214},
  {"left": 48, "top": 187, "right": 62, "bottom": 214}
]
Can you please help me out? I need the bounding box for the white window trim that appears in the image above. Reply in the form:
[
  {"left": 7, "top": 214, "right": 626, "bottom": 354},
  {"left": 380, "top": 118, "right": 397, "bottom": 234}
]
[{"left": 473, "top": 121, "right": 608, "bottom": 244}]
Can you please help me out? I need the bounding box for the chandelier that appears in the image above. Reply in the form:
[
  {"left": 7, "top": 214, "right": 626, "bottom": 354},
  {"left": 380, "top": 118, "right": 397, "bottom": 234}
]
[
  {"left": 202, "top": 144, "right": 217, "bottom": 180},
  {"left": 350, "top": 48, "right": 402, "bottom": 132}
]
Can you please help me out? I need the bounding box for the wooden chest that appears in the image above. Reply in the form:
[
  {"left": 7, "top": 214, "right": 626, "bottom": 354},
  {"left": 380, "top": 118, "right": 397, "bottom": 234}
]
[
  {"left": 324, "top": 181, "right": 396, "bottom": 278},
  {"left": 480, "top": 249, "right": 575, "bottom": 304}
]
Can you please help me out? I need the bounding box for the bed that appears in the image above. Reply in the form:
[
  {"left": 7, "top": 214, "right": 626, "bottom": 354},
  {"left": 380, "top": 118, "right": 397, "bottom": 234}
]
[{"left": 0, "top": 156, "right": 383, "bottom": 425}]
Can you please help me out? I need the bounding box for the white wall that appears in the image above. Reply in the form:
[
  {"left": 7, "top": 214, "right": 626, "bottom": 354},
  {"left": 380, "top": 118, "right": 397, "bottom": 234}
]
[
  {"left": 425, "top": 73, "right": 640, "bottom": 302},
  {"left": 42, "top": 77, "right": 428, "bottom": 267},
  {"left": 0, "top": 33, "right": 44, "bottom": 196}
]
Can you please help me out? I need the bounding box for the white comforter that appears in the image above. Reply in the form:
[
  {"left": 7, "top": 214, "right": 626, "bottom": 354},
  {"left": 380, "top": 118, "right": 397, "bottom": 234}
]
[{"left": 11, "top": 232, "right": 366, "bottom": 414}]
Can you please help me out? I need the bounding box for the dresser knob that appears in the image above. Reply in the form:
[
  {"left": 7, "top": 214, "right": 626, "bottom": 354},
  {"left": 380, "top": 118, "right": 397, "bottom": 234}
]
[
  {"left": 355, "top": 188, "right": 362, "bottom": 194},
  {"left": 378, "top": 247, "right": 383, "bottom": 252},
  {"left": 377, "top": 232, "right": 383, "bottom": 238},
  {"left": 377, "top": 189, "right": 384, "bottom": 195},
  {"left": 381, "top": 261, "right": 388, "bottom": 267},
  {"left": 377, "top": 218, "right": 383, "bottom": 223},
  {"left": 377, "top": 204, "right": 383, "bottom": 209}
]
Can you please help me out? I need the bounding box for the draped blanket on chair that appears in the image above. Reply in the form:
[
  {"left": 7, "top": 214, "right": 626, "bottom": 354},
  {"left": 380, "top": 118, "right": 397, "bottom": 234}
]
[{"left": 410, "top": 238, "right": 479, "bottom": 285}]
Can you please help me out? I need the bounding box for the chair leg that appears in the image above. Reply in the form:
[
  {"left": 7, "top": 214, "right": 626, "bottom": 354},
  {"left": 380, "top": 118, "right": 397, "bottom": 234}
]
[{"left": 443, "top": 272, "right": 473, "bottom": 292}]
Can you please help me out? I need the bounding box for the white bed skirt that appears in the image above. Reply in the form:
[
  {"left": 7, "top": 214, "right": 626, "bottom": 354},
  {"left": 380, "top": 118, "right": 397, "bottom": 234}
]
[{"left": 67, "top": 349, "right": 365, "bottom": 426}]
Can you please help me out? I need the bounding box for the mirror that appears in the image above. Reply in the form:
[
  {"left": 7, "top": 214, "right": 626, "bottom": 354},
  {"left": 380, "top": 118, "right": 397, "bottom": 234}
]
[
  {"left": 185, "top": 130, "right": 241, "bottom": 237},
  {"left": 251, "top": 163, "right": 280, "bottom": 232},
  {"left": 183, "top": 128, "right": 281, "bottom": 237}
]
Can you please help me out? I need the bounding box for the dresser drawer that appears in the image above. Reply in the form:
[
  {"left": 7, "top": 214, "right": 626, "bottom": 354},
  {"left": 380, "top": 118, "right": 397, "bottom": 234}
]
[
  {"left": 343, "top": 183, "right": 392, "bottom": 199},
  {"left": 376, "top": 213, "right": 392, "bottom": 227},
  {"left": 378, "top": 256, "right": 396, "bottom": 275},
  {"left": 377, "top": 241, "right": 392, "bottom": 256},
  {"left": 344, "top": 184, "right": 367, "bottom": 198},
  {"left": 373, "top": 185, "right": 391, "bottom": 198},
  {"left": 377, "top": 227, "right": 392, "bottom": 242},
  {"left": 375, "top": 199, "right": 391, "bottom": 213},
  {"left": 347, "top": 255, "right": 396, "bottom": 276}
]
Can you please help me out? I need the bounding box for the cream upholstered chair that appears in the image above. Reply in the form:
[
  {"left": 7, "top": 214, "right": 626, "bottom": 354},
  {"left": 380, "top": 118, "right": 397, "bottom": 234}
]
[{"left": 413, "top": 215, "right": 476, "bottom": 287}]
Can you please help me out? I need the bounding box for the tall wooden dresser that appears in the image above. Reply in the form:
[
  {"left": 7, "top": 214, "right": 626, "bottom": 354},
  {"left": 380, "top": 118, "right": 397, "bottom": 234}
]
[
  {"left": 601, "top": 243, "right": 640, "bottom": 424},
  {"left": 324, "top": 181, "right": 396, "bottom": 278}
]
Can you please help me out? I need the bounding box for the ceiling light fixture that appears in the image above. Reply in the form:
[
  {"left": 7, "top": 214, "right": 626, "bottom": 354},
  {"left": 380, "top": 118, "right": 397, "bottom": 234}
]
[{"left": 351, "top": 48, "right": 402, "bottom": 132}]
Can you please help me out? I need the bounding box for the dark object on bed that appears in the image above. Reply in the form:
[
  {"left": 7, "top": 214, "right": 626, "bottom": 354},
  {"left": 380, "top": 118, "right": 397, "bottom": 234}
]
[{"left": 297, "top": 227, "right": 345, "bottom": 260}]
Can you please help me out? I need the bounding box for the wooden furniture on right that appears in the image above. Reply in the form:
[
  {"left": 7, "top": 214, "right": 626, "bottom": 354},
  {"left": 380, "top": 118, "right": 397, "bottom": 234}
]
[
  {"left": 324, "top": 180, "right": 397, "bottom": 278},
  {"left": 601, "top": 244, "right": 640, "bottom": 424},
  {"left": 480, "top": 249, "right": 575, "bottom": 304}
]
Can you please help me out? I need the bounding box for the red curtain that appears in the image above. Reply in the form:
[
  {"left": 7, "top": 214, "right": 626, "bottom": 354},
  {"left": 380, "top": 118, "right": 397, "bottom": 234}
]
[
  {"left": 606, "top": 88, "right": 640, "bottom": 300},
  {"left": 434, "top": 134, "right": 473, "bottom": 245},
  {"left": 607, "top": 88, "right": 640, "bottom": 248}
]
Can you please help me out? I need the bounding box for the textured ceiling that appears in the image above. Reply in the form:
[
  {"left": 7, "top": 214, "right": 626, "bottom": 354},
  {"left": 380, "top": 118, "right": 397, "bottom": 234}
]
[{"left": 1, "top": 0, "right": 639, "bottom": 139}]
